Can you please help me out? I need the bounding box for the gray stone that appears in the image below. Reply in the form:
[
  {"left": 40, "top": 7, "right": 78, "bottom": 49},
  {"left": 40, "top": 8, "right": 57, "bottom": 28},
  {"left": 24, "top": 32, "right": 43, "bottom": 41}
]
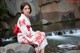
[
  {"left": 0, "top": 47, "right": 6, "bottom": 53},
  {"left": 65, "top": 50, "right": 80, "bottom": 53},
  {"left": 42, "top": 19, "right": 49, "bottom": 25},
  {"left": 0, "top": 43, "right": 35, "bottom": 53}
]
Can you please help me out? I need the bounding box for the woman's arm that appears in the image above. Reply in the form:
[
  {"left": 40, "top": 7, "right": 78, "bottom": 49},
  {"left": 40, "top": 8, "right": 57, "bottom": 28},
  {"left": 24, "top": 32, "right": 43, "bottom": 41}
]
[{"left": 18, "top": 19, "right": 31, "bottom": 36}]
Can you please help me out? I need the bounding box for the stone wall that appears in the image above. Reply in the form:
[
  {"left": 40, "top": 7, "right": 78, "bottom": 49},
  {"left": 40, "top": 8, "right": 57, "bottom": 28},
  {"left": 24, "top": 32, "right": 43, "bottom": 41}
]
[
  {"left": 73, "top": 3, "right": 80, "bottom": 19},
  {"left": 37, "top": 0, "right": 80, "bottom": 22},
  {"left": 4, "top": 0, "right": 80, "bottom": 25}
]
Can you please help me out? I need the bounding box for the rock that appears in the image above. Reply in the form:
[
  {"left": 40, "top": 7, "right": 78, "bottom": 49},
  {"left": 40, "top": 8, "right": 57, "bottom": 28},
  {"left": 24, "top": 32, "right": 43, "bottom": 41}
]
[
  {"left": 65, "top": 50, "right": 80, "bottom": 53},
  {"left": 0, "top": 47, "right": 6, "bottom": 53},
  {"left": 42, "top": 19, "right": 49, "bottom": 25},
  {"left": 0, "top": 43, "right": 35, "bottom": 53},
  {"left": 76, "top": 42, "right": 80, "bottom": 50}
]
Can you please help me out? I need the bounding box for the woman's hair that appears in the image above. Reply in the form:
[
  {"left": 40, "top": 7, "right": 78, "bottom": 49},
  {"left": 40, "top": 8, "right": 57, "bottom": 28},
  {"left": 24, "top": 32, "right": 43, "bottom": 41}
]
[
  {"left": 20, "top": 2, "right": 32, "bottom": 14},
  {"left": 15, "top": 12, "right": 21, "bottom": 18}
]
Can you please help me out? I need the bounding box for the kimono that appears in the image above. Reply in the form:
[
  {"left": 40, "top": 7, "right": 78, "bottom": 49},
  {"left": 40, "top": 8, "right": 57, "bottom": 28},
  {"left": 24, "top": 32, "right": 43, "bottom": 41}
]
[{"left": 17, "top": 14, "right": 48, "bottom": 51}]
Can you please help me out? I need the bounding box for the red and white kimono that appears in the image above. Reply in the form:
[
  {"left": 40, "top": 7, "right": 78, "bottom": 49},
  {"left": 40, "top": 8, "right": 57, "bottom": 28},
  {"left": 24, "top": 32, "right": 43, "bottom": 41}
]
[{"left": 17, "top": 14, "right": 48, "bottom": 51}]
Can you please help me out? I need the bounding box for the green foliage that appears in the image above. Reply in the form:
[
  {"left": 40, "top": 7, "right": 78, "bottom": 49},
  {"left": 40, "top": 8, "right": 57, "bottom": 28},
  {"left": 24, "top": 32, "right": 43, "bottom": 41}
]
[{"left": 0, "top": 0, "right": 10, "bottom": 21}]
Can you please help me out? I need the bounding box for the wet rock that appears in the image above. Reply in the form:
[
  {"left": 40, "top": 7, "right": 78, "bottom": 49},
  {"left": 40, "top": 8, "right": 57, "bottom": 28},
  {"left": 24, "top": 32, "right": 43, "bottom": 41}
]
[
  {"left": 69, "top": 30, "right": 73, "bottom": 34},
  {"left": 57, "top": 31, "right": 63, "bottom": 35},
  {"left": 46, "top": 32, "right": 52, "bottom": 36}
]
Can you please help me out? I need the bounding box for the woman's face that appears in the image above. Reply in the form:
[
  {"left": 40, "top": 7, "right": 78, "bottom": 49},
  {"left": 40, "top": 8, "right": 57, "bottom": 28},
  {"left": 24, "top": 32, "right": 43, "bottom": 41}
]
[{"left": 22, "top": 5, "right": 30, "bottom": 16}]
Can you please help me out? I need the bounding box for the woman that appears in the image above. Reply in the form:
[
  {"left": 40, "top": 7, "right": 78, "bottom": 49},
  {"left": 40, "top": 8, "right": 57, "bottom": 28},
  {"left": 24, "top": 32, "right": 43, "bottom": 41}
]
[{"left": 16, "top": 2, "right": 48, "bottom": 53}]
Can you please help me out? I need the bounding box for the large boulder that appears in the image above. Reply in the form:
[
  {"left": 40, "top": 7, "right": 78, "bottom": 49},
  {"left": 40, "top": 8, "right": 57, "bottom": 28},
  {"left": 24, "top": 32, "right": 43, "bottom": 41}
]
[{"left": 0, "top": 43, "right": 35, "bottom": 53}]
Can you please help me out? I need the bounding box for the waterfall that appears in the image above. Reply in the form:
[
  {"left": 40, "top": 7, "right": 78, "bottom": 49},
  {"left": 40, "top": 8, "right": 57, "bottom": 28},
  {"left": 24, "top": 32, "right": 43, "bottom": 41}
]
[
  {"left": 46, "top": 32, "right": 67, "bottom": 40},
  {"left": 46, "top": 28, "right": 80, "bottom": 40}
]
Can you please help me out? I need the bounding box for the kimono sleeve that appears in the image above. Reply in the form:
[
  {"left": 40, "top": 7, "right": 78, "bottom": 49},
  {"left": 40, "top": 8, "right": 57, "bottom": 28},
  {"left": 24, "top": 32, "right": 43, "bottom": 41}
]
[{"left": 18, "top": 19, "right": 31, "bottom": 36}]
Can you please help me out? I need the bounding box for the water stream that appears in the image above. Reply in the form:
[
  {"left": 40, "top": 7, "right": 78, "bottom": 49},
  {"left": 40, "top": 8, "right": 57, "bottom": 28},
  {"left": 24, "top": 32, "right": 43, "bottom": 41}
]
[
  {"left": 46, "top": 29, "right": 80, "bottom": 53},
  {"left": 44, "top": 20, "right": 80, "bottom": 53}
]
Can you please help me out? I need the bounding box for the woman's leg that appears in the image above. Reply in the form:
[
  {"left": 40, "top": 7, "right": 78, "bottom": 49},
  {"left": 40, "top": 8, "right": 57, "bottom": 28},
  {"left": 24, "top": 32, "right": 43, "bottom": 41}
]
[
  {"left": 40, "top": 48, "right": 45, "bottom": 53},
  {"left": 35, "top": 48, "right": 45, "bottom": 53},
  {"left": 35, "top": 50, "right": 40, "bottom": 53}
]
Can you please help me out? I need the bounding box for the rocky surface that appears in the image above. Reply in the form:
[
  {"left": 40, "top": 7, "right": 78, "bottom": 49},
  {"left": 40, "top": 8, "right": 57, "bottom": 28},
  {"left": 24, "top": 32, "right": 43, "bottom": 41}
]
[
  {"left": 0, "top": 43, "right": 35, "bottom": 53},
  {"left": 65, "top": 50, "right": 80, "bottom": 53}
]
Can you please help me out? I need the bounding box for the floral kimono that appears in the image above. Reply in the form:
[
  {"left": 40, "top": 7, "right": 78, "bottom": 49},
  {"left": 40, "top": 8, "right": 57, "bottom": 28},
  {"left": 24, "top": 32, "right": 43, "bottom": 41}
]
[{"left": 17, "top": 14, "right": 48, "bottom": 51}]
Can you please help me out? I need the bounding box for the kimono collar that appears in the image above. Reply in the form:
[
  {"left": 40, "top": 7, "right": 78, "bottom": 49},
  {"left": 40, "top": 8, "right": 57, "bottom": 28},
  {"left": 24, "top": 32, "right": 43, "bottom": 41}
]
[{"left": 21, "top": 14, "right": 29, "bottom": 19}]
